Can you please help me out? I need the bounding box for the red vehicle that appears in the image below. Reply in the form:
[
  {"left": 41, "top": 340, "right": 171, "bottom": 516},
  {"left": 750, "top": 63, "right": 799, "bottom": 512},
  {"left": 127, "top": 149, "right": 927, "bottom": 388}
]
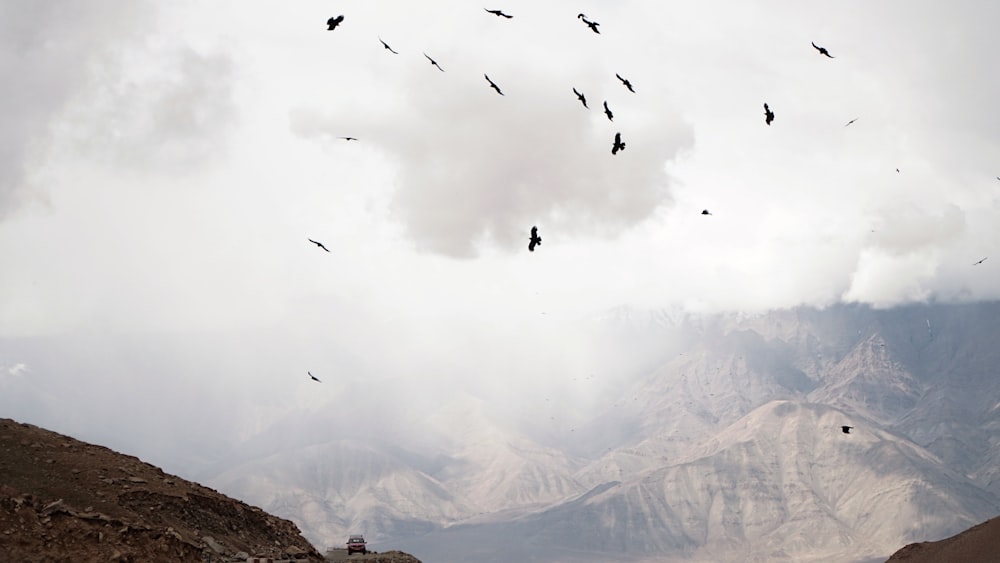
[{"left": 347, "top": 534, "right": 367, "bottom": 555}]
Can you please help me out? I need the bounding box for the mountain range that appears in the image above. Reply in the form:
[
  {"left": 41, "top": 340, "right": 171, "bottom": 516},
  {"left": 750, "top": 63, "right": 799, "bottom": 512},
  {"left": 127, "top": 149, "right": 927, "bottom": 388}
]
[{"left": 199, "top": 301, "right": 1000, "bottom": 562}]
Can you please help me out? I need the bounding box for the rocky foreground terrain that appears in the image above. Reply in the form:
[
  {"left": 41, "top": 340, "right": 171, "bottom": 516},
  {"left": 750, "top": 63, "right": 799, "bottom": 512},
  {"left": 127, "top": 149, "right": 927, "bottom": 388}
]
[
  {"left": 885, "top": 515, "right": 1000, "bottom": 563},
  {"left": 0, "top": 417, "right": 329, "bottom": 562}
]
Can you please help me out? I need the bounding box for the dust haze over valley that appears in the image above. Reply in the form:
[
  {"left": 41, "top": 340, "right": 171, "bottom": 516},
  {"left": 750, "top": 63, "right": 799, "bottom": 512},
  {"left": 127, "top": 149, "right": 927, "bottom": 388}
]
[{"left": 2, "top": 1, "right": 1000, "bottom": 561}]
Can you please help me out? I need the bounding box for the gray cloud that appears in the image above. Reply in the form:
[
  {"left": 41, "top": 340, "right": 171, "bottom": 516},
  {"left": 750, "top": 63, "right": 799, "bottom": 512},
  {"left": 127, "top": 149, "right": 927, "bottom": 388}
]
[
  {"left": 0, "top": 1, "right": 151, "bottom": 218},
  {"left": 291, "top": 57, "right": 693, "bottom": 257}
]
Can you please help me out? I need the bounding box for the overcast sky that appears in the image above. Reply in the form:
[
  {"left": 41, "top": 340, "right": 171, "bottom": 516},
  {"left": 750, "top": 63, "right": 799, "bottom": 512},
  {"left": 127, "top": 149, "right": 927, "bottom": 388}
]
[{"left": 1, "top": 0, "right": 998, "bottom": 472}]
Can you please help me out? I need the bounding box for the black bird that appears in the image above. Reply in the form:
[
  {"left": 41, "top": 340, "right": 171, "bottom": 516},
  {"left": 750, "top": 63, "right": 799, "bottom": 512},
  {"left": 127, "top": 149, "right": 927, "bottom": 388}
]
[
  {"left": 528, "top": 226, "right": 541, "bottom": 252},
  {"left": 572, "top": 88, "right": 588, "bottom": 108},
  {"left": 701, "top": 209, "right": 712, "bottom": 216},
  {"left": 308, "top": 371, "right": 322, "bottom": 382},
  {"left": 326, "top": 15, "right": 344, "bottom": 31},
  {"left": 378, "top": 37, "right": 398, "bottom": 54},
  {"left": 485, "top": 8, "right": 513, "bottom": 18},
  {"left": 973, "top": 257, "right": 988, "bottom": 265},
  {"left": 812, "top": 42, "right": 834, "bottom": 58},
  {"left": 764, "top": 103, "right": 774, "bottom": 125},
  {"left": 841, "top": 425, "right": 853, "bottom": 434},
  {"left": 308, "top": 238, "right": 330, "bottom": 252},
  {"left": 484, "top": 74, "right": 504, "bottom": 95},
  {"left": 616, "top": 73, "right": 635, "bottom": 93},
  {"left": 611, "top": 132, "right": 625, "bottom": 155},
  {"left": 338, "top": 136, "right": 358, "bottom": 141},
  {"left": 577, "top": 14, "right": 600, "bottom": 34},
  {"left": 424, "top": 53, "right": 445, "bottom": 72},
  {"left": 603, "top": 100, "right": 614, "bottom": 121},
  {"left": 844, "top": 117, "right": 859, "bottom": 127}
]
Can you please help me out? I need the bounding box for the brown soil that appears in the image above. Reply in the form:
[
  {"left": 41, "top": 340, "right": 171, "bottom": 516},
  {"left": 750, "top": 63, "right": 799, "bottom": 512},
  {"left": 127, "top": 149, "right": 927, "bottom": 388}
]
[
  {"left": 884, "top": 515, "right": 1000, "bottom": 563},
  {"left": 0, "top": 417, "right": 325, "bottom": 562}
]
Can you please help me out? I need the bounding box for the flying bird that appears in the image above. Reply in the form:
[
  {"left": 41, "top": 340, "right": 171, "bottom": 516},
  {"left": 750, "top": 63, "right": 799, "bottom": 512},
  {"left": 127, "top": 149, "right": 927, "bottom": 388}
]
[
  {"left": 485, "top": 8, "right": 513, "bottom": 18},
  {"left": 811, "top": 42, "right": 834, "bottom": 58},
  {"left": 308, "top": 239, "right": 330, "bottom": 252},
  {"left": 423, "top": 53, "right": 445, "bottom": 72},
  {"left": 577, "top": 14, "right": 600, "bottom": 34},
  {"left": 308, "top": 371, "right": 321, "bottom": 382},
  {"left": 338, "top": 136, "right": 358, "bottom": 141},
  {"left": 378, "top": 37, "right": 398, "bottom": 54},
  {"left": 484, "top": 74, "right": 504, "bottom": 95},
  {"left": 528, "top": 226, "right": 541, "bottom": 252},
  {"left": 841, "top": 426, "right": 853, "bottom": 434},
  {"left": 611, "top": 132, "right": 625, "bottom": 155},
  {"left": 616, "top": 73, "right": 635, "bottom": 93},
  {"left": 603, "top": 100, "right": 614, "bottom": 121},
  {"left": 326, "top": 15, "right": 344, "bottom": 31},
  {"left": 572, "top": 88, "right": 588, "bottom": 108},
  {"left": 973, "top": 257, "right": 988, "bottom": 265},
  {"left": 701, "top": 209, "right": 712, "bottom": 216},
  {"left": 764, "top": 103, "right": 774, "bottom": 125},
  {"left": 844, "top": 117, "right": 859, "bottom": 127}
]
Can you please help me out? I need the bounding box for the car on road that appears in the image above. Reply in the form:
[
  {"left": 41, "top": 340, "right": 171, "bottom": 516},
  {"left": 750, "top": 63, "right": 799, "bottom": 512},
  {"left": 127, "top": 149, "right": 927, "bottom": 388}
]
[{"left": 347, "top": 534, "right": 367, "bottom": 555}]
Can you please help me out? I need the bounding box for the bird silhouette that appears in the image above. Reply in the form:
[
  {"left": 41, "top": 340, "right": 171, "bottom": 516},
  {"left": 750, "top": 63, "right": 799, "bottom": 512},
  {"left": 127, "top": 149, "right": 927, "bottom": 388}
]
[
  {"left": 308, "top": 371, "right": 322, "bottom": 382},
  {"left": 485, "top": 8, "right": 513, "bottom": 18},
  {"left": 338, "top": 136, "right": 358, "bottom": 141},
  {"left": 577, "top": 14, "right": 600, "bottom": 34},
  {"left": 973, "top": 257, "right": 988, "bottom": 265},
  {"left": 484, "top": 74, "right": 504, "bottom": 95},
  {"left": 572, "top": 88, "right": 588, "bottom": 108},
  {"left": 764, "top": 103, "right": 774, "bottom": 125},
  {"left": 701, "top": 209, "right": 712, "bottom": 216},
  {"left": 603, "top": 100, "right": 614, "bottom": 121},
  {"left": 845, "top": 117, "right": 859, "bottom": 127},
  {"left": 529, "top": 226, "right": 541, "bottom": 252},
  {"left": 423, "top": 53, "right": 445, "bottom": 72},
  {"left": 812, "top": 42, "right": 834, "bottom": 58},
  {"left": 611, "top": 132, "right": 625, "bottom": 155},
  {"left": 616, "top": 73, "right": 635, "bottom": 93},
  {"left": 308, "top": 239, "right": 330, "bottom": 252},
  {"left": 326, "top": 15, "right": 344, "bottom": 31},
  {"left": 378, "top": 37, "right": 398, "bottom": 54},
  {"left": 841, "top": 425, "right": 853, "bottom": 434}
]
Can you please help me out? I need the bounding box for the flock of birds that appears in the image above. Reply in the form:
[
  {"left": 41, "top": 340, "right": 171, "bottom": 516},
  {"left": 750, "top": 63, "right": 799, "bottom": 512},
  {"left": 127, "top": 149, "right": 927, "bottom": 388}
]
[{"left": 308, "top": 9, "right": 993, "bottom": 394}]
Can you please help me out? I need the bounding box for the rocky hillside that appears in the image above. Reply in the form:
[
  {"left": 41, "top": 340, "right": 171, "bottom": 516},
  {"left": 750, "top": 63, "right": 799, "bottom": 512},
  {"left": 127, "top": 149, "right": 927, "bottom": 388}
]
[
  {"left": 0, "top": 417, "right": 324, "bottom": 562},
  {"left": 886, "top": 516, "right": 1000, "bottom": 563}
]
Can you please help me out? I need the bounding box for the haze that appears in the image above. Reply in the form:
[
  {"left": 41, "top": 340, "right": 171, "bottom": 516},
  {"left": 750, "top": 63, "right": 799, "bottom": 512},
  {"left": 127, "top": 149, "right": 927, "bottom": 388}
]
[{"left": 1, "top": 0, "right": 998, "bottom": 487}]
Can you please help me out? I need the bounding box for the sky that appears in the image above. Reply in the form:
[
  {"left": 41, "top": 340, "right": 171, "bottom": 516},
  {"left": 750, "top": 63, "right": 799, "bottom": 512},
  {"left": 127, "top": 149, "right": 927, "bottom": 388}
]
[{"left": 1, "top": 0, "right": 999, "bottom": 473}]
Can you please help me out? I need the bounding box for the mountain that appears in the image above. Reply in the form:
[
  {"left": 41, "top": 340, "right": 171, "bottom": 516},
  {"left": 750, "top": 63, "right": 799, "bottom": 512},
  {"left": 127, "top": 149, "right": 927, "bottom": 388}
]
[
  {"left": 0, "top": 417, "right": 323, "bottom": 562},
  {"left": 885, "top": 515, "right": 1000, "bottom": 563},
  {"left": 201, "top": 302, "right": 1000, "bottom": 562}
]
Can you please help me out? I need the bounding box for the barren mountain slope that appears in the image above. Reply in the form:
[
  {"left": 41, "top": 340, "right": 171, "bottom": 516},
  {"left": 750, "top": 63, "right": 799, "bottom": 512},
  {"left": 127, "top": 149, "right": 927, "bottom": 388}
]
[{"left": 0, "top": 418, "right": 323, "bottom": 562}]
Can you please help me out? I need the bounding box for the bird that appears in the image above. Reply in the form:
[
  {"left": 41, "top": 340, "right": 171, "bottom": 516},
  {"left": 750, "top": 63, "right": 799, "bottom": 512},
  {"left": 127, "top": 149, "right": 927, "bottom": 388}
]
[
  {"left": 812, "top": 42, "right": 834, "bottom": 58},
  {"left": 528, "top": 226, "right": 541, "bottom": 252},
  {"left": 326, "top": 15, "right": 344, "bottom": 31},
  {"left": 484, "top": 74, "right": 504, "bottom": 95},
  {"left": 378, "top": 38, "right": 398, "bottom": 54},
  {"left": 764, "top": 103, "right": 774, "bottom": 125},
  {"left": 338, "top": 136, "right": 358, "bottom": 141},
  {"left": 616, "top": 73, "right": 635, "bottom": 93},
  {"left": 577, "top": 14, "right": 600, "bottom": 34},
  {"left": 841, "top": 425, "right": 853, "bottom": 434},
  {"left": 603, "top": 100, "right": 614, "bottom": 121},
  {"left": 485, "top": 8, "right": 512, "bottom": 18},
  {"left": 572, "top": 88, "right": 588, "bottom": 108},
  {"left": 973, "top": 257, "right": 988, "bottom": 265},
  {"left": 308, "top": 371, "right": 321, "bottom": 382},
  {"left": 423, "top": 53, "right": 444, "bottom": 72},
  {"left": 701, "top": 209, "right": 712, "bottom": 216},
  {"left": 611, "top": 132, "right": 625, "bottom": 155},
  {"left": 844, "top": 117, "right": 859, "bottom": 127},
  {"left": 308, "top": 238, "right": 330, "bottom": 252}
]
